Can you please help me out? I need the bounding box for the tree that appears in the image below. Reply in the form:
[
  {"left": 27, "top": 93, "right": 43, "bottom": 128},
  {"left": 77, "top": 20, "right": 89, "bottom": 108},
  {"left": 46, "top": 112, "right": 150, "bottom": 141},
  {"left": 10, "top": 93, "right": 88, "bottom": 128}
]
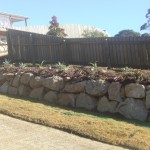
[
  {"left": 140, "top": 9, "right": 150, "bottom": 31},
  {"left": 114, "top": 30, "right": 140, "bottom": 37},
  {"left": 82, "top": 28, "right": 108, "bottom": 38},
  {"left": 141, "top": 33, "right": 150, "bottom": 37},
  {"left": 47, "top": 16, "right": 67, "bottom": 38}
]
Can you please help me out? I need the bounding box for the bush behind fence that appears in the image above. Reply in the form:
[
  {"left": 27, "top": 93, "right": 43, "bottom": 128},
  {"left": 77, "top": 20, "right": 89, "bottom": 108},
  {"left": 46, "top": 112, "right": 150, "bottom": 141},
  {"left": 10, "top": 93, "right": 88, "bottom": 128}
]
[{"left": 7, "top": 29, "right": 150, "bottom": 68}]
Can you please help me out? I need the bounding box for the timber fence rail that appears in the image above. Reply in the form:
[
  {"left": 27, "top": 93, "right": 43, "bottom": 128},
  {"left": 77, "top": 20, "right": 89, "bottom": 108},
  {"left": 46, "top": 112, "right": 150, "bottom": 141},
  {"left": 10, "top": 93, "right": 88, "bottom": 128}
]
[{"left": 7, "top": 29, "right": 150, "bottom": 68}]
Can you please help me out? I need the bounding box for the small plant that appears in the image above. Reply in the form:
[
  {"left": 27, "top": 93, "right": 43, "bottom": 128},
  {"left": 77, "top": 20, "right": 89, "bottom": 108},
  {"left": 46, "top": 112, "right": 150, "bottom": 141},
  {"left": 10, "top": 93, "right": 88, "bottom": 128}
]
[
  {"left": 24, "top": 63, "right": 34, "bottom": 67},
  {"left": 55, "top": 62, "right": 68, "bottom": 71},
  {"left": 124, "top": 67, "right": 131, "bottom": 72},
  {"left": 38, "top": 60, "right": 46, "bottom": 68},
  {"left": 3, "top": 59, "right": 13, "bottom": 68},
  {"left": 19, "top": 62, "right": 27, "bottom": 68},
  {"left": 113, "top": 67, "right": 133, "bottom": 73},
  {"left": 90, "top": 61, "right": 98, "bottom": 70}
]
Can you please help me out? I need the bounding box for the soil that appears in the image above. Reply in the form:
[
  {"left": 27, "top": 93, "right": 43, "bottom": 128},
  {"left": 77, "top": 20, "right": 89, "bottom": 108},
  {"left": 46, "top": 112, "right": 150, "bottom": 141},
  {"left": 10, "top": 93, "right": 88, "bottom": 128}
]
[{"left": 0, "top": 64, "right": 150, "bottom": 86}]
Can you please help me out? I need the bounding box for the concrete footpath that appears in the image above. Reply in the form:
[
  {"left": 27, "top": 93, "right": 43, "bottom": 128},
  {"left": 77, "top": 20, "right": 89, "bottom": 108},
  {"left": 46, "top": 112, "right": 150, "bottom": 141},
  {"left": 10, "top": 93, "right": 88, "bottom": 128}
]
[{"left": 0, "top": 114, "right": 128, "bottom": 150}]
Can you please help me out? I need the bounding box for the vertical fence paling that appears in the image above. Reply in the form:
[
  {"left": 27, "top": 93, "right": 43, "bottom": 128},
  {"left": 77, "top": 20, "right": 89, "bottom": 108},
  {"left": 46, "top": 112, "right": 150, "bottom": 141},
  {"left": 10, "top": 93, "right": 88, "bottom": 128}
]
[{"left": 7, "top": 29, "right": 150, "bottom": 68}]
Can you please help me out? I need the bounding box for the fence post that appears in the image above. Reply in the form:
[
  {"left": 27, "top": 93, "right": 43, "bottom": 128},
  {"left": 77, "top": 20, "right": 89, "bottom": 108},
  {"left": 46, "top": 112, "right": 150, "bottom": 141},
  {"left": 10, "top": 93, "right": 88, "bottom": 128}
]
[
  {"left": 105, "top": 38, "right": 111, "bottom": 67},
  {"left": 65, "top": 39, "right": 71, "bottom": 64},
  {"left": 6, "top": 30, "right": 11, "bottom": 59},
  {"left": 17, "top": 35, "right": 21, "bottom": 61},
  {"left": 29, "top": 33, "right": 35, "bottom": 64}
]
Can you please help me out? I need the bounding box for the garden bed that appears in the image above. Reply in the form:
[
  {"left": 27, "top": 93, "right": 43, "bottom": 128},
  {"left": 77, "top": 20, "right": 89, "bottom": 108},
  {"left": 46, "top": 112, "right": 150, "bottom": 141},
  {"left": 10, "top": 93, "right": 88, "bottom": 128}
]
[{"left": 0, "top": 62, "right": 150, "bottom": 85}]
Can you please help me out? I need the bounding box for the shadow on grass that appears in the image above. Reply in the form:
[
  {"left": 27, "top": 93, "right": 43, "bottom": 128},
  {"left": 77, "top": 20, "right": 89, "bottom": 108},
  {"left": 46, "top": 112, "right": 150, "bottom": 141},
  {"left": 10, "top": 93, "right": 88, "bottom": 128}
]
[{"left": 3, "top": 93, "right": 150, "bottom": 129}]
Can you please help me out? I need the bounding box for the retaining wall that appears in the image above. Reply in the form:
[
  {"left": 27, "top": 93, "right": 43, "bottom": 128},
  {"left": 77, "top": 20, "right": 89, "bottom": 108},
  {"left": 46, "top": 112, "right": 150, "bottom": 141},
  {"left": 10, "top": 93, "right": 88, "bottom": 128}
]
[{"left": 0, "top": 72, "right": 150, "bottom": 122}]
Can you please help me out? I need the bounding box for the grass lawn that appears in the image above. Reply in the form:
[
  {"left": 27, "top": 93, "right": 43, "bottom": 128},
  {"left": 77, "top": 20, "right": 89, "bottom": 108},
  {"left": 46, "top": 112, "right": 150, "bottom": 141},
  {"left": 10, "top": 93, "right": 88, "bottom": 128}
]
[{"left": 0, "top": 94, "right": 150, "bottom": 150}]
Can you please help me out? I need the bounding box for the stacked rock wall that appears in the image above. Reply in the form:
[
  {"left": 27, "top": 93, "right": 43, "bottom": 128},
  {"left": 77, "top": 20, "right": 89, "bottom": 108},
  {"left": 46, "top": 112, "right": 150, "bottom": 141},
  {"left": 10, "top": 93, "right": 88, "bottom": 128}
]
[{"left": 0, "top": 72, "right": 150, "bottom": 122}]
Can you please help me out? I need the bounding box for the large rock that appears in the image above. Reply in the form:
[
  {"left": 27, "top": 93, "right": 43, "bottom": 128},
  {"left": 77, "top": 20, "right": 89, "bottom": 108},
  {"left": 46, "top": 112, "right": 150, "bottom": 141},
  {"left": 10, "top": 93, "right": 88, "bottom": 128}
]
[
  {"left": 97, "top": 96, "right": 118, "bottom": 113},
  {"left": 146, "top": 85, "right": 150, "bottom": 91},
  {"left": 76, "top": 93, "right": 97, "bottom": 110},
  {"left": 117, "top": 98, "right": 148, "bottom": 121},
  {"left": 148, "top": 116, "right": 150, "bottom": 123},
  {"left": 18, "top": 84, "right": 31, "bottom": 97},
  {"left": 29, "top": 76, "right": 43, "bottom": 88},
  {"left": 29, "top": 87, "right": 44, "bottom": 100},
  {"left": 0, "top": 73, "right": 6, "bottom": 85},
  {"left": 120, "top": 87, "right": 125, "bottom": 98},
  {"left": 8, "top": 86, "right": 18, "bottom": 95},
  {"left": 58, "top": 93, "right": 76, "bottom": 107},
  {"left": 108, "top": 82, "right": 122, "bottom": 101},
  {"left": 0, "top": 81, "right": 9, "bottom": 94},
  {"left": 44, "top": 91, "right": 58, "bottom": 103},
  {"left": 85, "top": 79, "right": 110, "bottom": 96},
  {"left": 11, "top": 75, "right": 20, "bottom": 87},
  {"left": 20, "top": 73, "right": 34, "bottom": 85},
  {"left": 125, "top": 83, "right": 145, "bottom": 98},
  {"left": 42, "top": 76, "right": 65, "bottom": 91},
  {"left": 63, "top": 81, "right": 86, "bottom": 93},
  {"left": 3, "top": 73, "right": 14, "bottom": 81},
  {"left": 146, "top": 90, "right": 150, "bottom": 109}
]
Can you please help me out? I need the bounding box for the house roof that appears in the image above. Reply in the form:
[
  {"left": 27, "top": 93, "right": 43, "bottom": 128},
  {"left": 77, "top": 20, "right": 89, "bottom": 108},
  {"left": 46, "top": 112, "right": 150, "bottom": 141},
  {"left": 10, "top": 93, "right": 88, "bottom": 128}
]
[{"left": 0, "top": 12, "right": 28, "bottom": 23}]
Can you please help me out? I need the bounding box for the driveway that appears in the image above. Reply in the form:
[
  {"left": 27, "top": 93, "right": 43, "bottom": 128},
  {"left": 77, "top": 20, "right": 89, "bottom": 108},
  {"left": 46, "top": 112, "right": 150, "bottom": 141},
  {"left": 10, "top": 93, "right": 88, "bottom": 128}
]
[{"left": 0, "top": 114, "right": 128, "bottom": 150}]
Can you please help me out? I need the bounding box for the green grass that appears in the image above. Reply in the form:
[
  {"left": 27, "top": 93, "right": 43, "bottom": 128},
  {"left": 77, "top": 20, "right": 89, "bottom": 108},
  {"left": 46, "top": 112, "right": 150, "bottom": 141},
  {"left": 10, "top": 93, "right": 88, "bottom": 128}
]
[{"left": 0, "top": 94, "right": 150, "bottom": 150}]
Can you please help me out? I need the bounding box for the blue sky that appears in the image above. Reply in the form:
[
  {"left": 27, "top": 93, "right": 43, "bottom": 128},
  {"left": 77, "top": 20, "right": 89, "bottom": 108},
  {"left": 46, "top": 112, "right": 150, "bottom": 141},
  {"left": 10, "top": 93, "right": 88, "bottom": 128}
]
[{"left": 0, "top": 0, "right": 149, "bottom": 36}]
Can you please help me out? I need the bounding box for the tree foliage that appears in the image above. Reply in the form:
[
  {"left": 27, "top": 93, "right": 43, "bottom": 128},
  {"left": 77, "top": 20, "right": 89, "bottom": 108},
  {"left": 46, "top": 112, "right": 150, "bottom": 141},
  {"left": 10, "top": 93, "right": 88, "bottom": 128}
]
[
  {"left": 47, "top": 16, "right": 67, "bottom": 38},
  {"left": 141, "top": 9, "right": 150, "bottom": 31},
  {"left": 82, "top": 28, "right": 107, "bottom": 38},
  {"left": 141, "top": 33, "right": 150, "bottom": 37},
  {"left": 114, "top": 30, "right": 141, "bottom": 37}
]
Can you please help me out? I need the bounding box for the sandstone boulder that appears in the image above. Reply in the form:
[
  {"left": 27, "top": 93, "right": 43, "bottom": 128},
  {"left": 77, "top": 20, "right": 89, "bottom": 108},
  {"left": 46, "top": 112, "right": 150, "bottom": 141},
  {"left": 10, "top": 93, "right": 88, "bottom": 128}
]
[
  {"left": 108, "top": 82, "right": 122, "bottom": 101},
  {"left": 85, "top": 79, "right": 110, "bottom": 96},
  {"left": 76, "top": 93, "right": 97, "bottom": 110},
  {"left": 44, "top": 91, "right": 58, "bottom": 103},
  {"left": 0, "top": 73, "right": 6, "bottom": 85},
  {"left": 20, "top": 73, "right": 34, "bottom": 85},
  {"left": 97, "top": 96, "right": 118, "bottom": 113},
  {"left": 3, "top": 73, "right": 14, "bottom": 81},
  {"left": 8, "top": 86, "right": 18, "bottom": 95},
  {"left": 29, "top": 76, "right": 43, "bottom": 88},
  {"left": 29, "top": 87, "right": 44, "bottom": 100},
  {"left": 125, "top": 83, "right": 145, "bottom": 98},
  {"left": 12, "top": 75, "right": 20, "bottom": 87},
  {"left": 146, "top": 90, "right": 150, "bottom": 109},
  {"left": 18, "top": 84, "right": 31, "bottom": 97},
  {"left": 120, "top": 87, "right": 125, "bottom": 98},
  {"left": 63, "top": 81, "right": 86, "bottom": 93},
  {"left": 42, "top": 76, "right": 65, "bottom": 91},
  {"left": 146, "top": 85, "right": 150, "bottom": 91},
  {"left": 58, "top": 93, "right": 76, "bottom": 107},
  {"left": 0, "top": 81, "right": 9, "bottom": 94},
  {"left": 117, "top": 98, "right": 148, "bottom": 121},
  {"left": 148, "top": 116, "right": 150, "bottom": 123}
]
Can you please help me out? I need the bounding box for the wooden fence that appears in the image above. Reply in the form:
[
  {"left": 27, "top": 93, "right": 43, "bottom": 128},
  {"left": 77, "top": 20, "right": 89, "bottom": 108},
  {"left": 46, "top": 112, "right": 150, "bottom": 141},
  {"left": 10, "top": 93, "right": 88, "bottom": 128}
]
[{"left": 7, "top": 29, "right": 150, "bottom": 68}]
